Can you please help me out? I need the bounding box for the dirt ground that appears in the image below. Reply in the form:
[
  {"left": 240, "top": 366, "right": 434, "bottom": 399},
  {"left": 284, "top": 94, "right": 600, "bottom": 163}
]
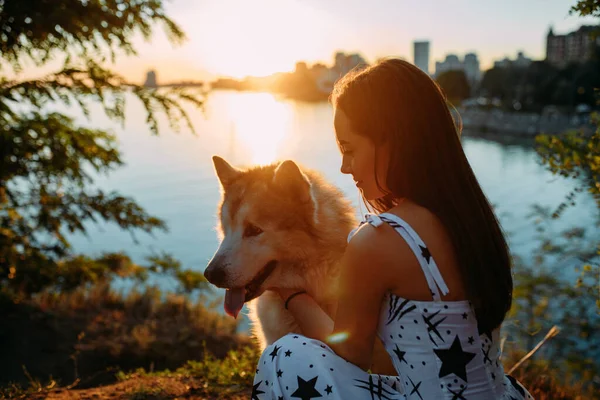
[{"left": 23, "top": 376, "right": 251, "bottom": 400}]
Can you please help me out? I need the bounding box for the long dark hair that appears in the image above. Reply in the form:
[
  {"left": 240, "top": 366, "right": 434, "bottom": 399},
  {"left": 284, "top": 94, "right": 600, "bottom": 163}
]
[{"left": 330, "top": 58, "right": 512, "bottom": 333}]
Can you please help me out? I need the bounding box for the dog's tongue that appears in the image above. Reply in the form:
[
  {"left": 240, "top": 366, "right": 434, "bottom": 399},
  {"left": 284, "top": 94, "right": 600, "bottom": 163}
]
[{"left": 224, "top": 288, "right": 246, "bottom": 319}]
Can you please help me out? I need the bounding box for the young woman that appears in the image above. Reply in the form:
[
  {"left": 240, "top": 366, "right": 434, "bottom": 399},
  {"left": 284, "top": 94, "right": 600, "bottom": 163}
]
[{"left": 253, "top": 59, "right": 533, "bottom": 399}]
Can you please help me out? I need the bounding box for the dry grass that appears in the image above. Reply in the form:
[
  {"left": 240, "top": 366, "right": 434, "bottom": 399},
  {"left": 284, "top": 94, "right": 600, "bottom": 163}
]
[
  {"left": 1, "top": 284, "right": 597, "bottom": 399},
  {"left": 4, "top": 346, "right": 261, "bottom": 400},
  {"left": 503, "top": 347, "right": 598, "bottom": 399},
  {"left": 0, "top": 284, "right": 248, "bottom": 391}
]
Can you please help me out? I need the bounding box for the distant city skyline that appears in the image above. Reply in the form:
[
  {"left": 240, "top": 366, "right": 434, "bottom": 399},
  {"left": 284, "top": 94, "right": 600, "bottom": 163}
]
[{"left": 14, "top": 0, "right": 600, "bottom": 83}]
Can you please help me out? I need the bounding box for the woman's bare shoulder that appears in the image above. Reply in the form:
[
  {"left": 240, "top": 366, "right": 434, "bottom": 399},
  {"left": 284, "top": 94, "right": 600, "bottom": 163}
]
[
  {"left": 381, "top": 201, "right": 467, "bottom": 300},
  {"left": 347, "top": 216, "right": 425, "bottom": 291}
]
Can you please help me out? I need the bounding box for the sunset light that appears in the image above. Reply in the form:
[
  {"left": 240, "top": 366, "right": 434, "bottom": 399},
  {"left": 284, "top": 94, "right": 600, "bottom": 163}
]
[
  {"left": 186, "top": 0, "right": 334, "bottom": 79},
  {"left": 227, "top": 92, "right": 291, "bottom": 165},
  {"left": 6, "top": 0, "right": 599, "bottom": 396}
]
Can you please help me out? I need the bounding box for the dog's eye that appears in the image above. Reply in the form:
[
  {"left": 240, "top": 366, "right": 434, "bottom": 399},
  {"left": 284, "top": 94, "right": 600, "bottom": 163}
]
[{"left": 244, "top": 223, "right": 263, "bottom": 238}]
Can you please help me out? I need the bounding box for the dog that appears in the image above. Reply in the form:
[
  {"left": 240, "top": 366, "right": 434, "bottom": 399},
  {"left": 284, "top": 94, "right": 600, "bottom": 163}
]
[{"left": 204, "top": 156, "right": 395, "bottom": 374}]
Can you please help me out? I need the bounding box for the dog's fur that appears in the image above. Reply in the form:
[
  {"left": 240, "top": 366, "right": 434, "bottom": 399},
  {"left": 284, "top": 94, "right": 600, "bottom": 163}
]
[{"left": 204, "top": 156, "right": 395, "bottom": 373}]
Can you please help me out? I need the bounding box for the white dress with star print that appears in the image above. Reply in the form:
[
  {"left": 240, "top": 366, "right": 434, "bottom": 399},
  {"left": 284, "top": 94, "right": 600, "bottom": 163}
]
[{"left": 252, "top": 213, "right": 534, "bottom": 400}]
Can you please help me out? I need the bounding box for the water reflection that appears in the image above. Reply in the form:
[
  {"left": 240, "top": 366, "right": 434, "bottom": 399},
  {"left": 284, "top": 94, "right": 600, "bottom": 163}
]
[
  {"left": 226, "top": 92, "right": 292, "bottom": 165},
  {"left": 66, "top": 90, "right": 597, "bottom": 282}
]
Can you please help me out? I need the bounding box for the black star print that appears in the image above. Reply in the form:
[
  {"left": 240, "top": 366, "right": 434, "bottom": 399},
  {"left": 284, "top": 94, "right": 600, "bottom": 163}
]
[
  {"left": 325, "top": 385, "right": 333, "bottom": 395},
  {"left": 462, "top": 312, "right": 468, "bottom": 320},
  {"left": 279, "top": 397, "right": 284, "bottom": 400},
  {"left": 386, "top": 296, "right": 417, "bottom": 325},
  {"left": 354, "top": 376, "right": 396, "bottom": 400},
  {"left": 291, "top": 376, "right": 322, "bottom": 400},
  {"left": 269, "top": 345, "right": 281, "bottom": 362},
  {"left": 277, "top": 369, "right": 283, "bottom": 377},
  {"left": 419, "top": 245, "right": 432, "bottom": 263},
  {"left": 423, "top": 309, "right": 447, "bottom": 345},
  {"left": 467, "top": 336, "right": 474, "bottom": 345},
  {"left": 482, "top": 347, "right": 492, "bottom": 365},
  {"left": 408, "top": 375, "right": 423, "bottom": 400},
  {"left": 251, "top": 381, "right": 265, "bottom": 400},
  {"left": 393, "top": 344, "right": 408, "bottom": 364},
  {"left": 285, "top": 350, "right": 292, "bottom": 357},
  {"left": 433, "top": 335, "right": 476, "bottom": 382},
  {"left": 448, "top": 385, "right": 467, "bottom": 400}
]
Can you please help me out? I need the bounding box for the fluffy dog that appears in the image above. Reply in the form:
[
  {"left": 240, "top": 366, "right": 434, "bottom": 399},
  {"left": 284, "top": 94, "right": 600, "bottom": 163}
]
[{"left": 204, "top": 156, "right": 395, "bottom": 374}]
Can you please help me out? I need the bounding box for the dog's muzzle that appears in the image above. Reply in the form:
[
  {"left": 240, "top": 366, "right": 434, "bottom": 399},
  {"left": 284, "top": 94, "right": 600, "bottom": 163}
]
[
  {"left": 203, "top": 258, "right": 229, "bottom": 287},
  {"left": 204, "top": 257, "right": 278, "bottom": 319}
]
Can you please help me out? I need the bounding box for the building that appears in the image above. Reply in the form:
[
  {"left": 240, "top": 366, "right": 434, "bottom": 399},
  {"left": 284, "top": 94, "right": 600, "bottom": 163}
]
[
  {"left": 546, "top": 25, "right": 599, "bottom": 66},
  {"left": 435, "top": 54, "right": 462, "bottom": 77},
  {"left": 463, "top": 53, "right": 481, "bottom": 83},
  {"left": 314, "top": 52, "right": 368, "bottom": 93},
  {"left": 413, "top": 41, "right": 430, "bottom": 75},
  {"left": 144, "top": 70, "right": 157, "bottom": 88},
  {"left": 493, "top": 58, "right": 511, "bottom": 69},
  {"left": 333, "top": 51, "right": 367, "bottom": 76},
  {"left": 434, "top": 53, "right": 481, "bottom": 87},
  {"left": 463, "top": 53, "right": 481, "bottom": 82},
  {"left": 513, "top": 51, "right": 532, "bottom": 67},
  {"left": 492, "top": 51, "right": 532, "bottom": 69}
]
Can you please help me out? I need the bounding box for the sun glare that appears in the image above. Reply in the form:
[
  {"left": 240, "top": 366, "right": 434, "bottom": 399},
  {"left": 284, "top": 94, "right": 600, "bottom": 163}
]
[
  {"left": 227, "top": 93, "right": 291, "bottom": 165},
  {"left": 326, "top": 332, "right": 349, "bottom": 344},
  {"left": 189, "top": 0, "right": 331, "bottom": 79}
]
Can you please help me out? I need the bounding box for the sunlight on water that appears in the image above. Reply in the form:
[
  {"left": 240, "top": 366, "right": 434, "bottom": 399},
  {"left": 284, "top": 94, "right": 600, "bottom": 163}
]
[
  {"left": 226, "top": 92, "right": 291, "bottom": 165},
  {"left": 61, "top": 91, "right": 599, "bottom": 337}
]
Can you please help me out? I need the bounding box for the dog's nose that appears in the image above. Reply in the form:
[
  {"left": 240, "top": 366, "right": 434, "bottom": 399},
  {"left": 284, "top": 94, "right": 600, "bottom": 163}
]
[{"left": 204, "top": 265, "right": 228, "bottom": 287}]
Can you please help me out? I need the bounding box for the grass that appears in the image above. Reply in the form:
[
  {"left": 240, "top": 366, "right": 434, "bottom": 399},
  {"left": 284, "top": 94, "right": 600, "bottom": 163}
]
[
  {"left": 5, "top": 343, "right": 597, "bottom": 400},
  {"left": 1, "top": 283, "right": 598, "bottom": 399},
  {"left": 1, "top": 346, "right": 260, "bottom": 399},
  {"left": 0, "top": 283, "right": 248, "bottom": 392},
  {"left": 503, "top": 346, "right": 599, "bottom": 400}
]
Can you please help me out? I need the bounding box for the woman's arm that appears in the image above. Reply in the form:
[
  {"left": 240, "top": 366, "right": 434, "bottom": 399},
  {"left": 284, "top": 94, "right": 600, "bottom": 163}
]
[
  {"left": 275, "top": 224, "right": 395, "bottom": 371},
  {"left": 277, "top": 288, "right": 334, "bottom": 342},
  {"left": 277, "top": 287, "right": 396, "bottom": 375},
  {"left": 326, "top": 224, "right": 390, "bottom": 370}
]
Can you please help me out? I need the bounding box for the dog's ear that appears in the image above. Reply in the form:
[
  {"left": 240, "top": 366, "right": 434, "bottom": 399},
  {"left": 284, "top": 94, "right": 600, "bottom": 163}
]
[
  {"left": 273, "top": 160, "right": 311, "bottom": 203},
  {"left": 213, "top": 156, "right": 241, "bottom": 189}
]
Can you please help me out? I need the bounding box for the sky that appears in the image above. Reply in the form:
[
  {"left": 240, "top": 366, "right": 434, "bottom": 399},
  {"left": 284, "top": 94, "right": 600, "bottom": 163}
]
[{"left": 23, "top": 0, "right": 600, "bottom": 83}]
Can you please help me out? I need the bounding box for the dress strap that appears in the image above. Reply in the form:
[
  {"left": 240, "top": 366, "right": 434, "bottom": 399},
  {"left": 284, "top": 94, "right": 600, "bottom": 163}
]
[{"left": 364, "top": 213, "right": 450, "bottom": 301}]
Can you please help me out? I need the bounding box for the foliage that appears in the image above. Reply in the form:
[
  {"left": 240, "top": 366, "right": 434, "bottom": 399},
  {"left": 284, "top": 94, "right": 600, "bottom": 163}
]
[
  {"left": 503, "top": 347, "right": 598, "bottom": 399},
  {"left": 479, "top": 61, "right": 600, "bottom": 112},
  {"left": 532, "top": 3, "right": 600, "bottom": 339},
  {"left": 571, "top": 0, "right": 600, "bottom": 18},
  {"left": 507, "top": 206, "right": 599, "bottom": 387},
  {"left": 480, "top": 0, "right": 600, "bottom": 112},
  {"left": 435, "top": 69, "right": 471, "bottom": 104},
  {"left": 115, "top": 345, "right": 260, "bottom": 398},
  {"left": 120, "top": 345, "right": 260, "bottom": 386},
  {"left": 0, "top": 0, "right": 185, "bottom": 68},
  {"left": 536, "top": 111, "right": 600, "bottom": 216},
  {"left": 520, "top": 4, "right": 600, "bottom": 384},
  {"left": 0, "top": 0, "right": 205, "bottom": 298},
  {"left": 0, "top": 282, "right": 241, "bottom": 389}
]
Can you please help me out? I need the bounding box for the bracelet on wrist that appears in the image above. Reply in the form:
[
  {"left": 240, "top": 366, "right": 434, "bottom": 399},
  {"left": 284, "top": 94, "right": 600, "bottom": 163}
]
[{"left": 284, "top": 290, "right": 307, "bottom": 310}]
